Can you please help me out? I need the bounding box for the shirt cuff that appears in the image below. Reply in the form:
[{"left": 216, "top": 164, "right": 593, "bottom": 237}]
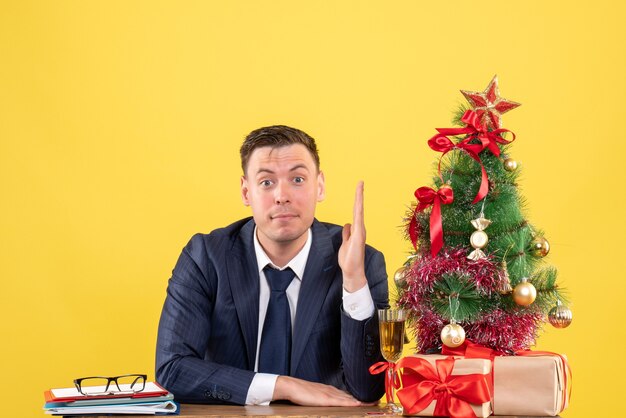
[
  {"left": 245, "top": 373, "right": 278, "bottom": 405},
  {"left": 342, "top": 283, "right": 375, "bottom": 320}
]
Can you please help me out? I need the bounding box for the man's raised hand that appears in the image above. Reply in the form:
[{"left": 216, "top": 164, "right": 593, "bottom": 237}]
[{"left": 338, "top": 181, "right": 367, "bottom": 293}]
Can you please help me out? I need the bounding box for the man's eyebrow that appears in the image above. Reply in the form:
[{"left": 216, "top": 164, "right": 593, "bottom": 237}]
[
  {"left": 254, "top": 164, "right": 310, "bottom": 176},
  {"left": 289, "top": 164, "right": 310, "bottom": 172},
  {"left": 255, "top": 168, "right": 275, "bottom": 175}
]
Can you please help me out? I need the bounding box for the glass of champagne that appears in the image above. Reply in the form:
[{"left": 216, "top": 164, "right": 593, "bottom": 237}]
[{"left": 378, "top": 308, "right": 406, "bottom": 414}]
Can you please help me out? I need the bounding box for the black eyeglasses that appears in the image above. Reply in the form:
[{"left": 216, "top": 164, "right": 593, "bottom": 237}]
[{"left": 74, "top": 374, "right": 147, "bottom": 396}]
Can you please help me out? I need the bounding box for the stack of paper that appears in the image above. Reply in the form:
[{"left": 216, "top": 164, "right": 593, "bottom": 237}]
[{"left": 43, "top": 381, "right": 178, "bottom": 415}]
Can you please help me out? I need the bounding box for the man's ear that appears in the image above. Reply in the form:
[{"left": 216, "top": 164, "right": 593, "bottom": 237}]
[
  {"left": 317, "top": 171, "right": 326, "bottom": 202},
  {"left": 241, "top": 176, "right": 251, "bottom": 206}
]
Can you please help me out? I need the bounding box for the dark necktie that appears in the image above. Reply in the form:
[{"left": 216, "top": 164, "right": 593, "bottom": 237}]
[{"left": 258, "top": 266, "right": 294, "bottom": 375}]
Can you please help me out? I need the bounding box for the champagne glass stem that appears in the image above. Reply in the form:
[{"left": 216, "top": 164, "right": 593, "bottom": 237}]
[
  {"left": 387, "top": 364, "right": 403, "bottom": 414},
  {"left": 387, "top": 365, "right": 395, "bottom": 404}
]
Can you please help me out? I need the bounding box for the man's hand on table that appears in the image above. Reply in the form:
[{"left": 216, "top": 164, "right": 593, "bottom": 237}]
[{"left": 273, "top": 376, "right": 376, "bottom": 406}]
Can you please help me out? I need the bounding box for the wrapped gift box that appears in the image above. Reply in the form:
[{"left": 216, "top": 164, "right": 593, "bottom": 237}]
[
  {"left": 397, "top": 354, "right": 492, "bottom": 418},
  {"left": 493, "top": 354, "right": 570, "bottom": 416}
]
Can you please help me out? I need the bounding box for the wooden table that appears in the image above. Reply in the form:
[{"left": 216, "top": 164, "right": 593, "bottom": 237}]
[
  {"left": 65, "top": 403, "right": 560, "bottom": 417},
  {"left": 179, "top": 404, "right": 390, "bottom": 417}
]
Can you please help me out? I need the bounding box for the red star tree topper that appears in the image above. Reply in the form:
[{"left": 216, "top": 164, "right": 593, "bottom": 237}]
[{"left": 460, "top": 75, "right": 521, "bottom": 130}]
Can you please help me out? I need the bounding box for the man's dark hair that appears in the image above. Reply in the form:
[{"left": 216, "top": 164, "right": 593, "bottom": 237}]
[{"left": 240, "top": 125, "right": 320, "bottom": 174}]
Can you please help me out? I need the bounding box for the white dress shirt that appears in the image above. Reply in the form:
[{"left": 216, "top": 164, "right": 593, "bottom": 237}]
[{"left": 245, "top": 227, "right": 375, "bottom": 405}]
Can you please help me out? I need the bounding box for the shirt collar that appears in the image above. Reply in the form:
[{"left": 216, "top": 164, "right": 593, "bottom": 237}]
[{"left": 253, "top": 226, "right": 312, "bottom": 281}]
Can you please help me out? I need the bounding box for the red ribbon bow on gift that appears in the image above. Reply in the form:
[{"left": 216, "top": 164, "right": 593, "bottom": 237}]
[
  {"left": 368, "top": 361, "right": 401, "bottom": 404},
  {"left": 409, "top": 185, "right": 454, "bottom": 256},
  {"left": 395, "top": 356, "right": 491, "bottom": 418}
]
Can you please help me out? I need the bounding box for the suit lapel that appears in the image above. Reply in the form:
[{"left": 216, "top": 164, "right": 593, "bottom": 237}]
[
  {"left": 226, "top": 219, "right": 260, "bottom": 370},
  {"left": 291, "top": 220, "right": 337, "bottom": 375}
]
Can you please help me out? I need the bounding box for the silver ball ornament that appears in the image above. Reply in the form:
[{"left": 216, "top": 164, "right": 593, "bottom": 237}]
[{"left": 548, "top": 300, "right": 573, "bottom": 328}]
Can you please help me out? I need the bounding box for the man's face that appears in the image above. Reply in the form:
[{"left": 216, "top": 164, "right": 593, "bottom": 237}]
[{"left": 241, "top": 144, "right": 325, "bottom": 247}]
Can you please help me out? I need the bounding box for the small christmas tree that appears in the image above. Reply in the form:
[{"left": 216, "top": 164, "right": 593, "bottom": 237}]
[{"left": 397, "top": 76, "right": 573, "bottom": 354}]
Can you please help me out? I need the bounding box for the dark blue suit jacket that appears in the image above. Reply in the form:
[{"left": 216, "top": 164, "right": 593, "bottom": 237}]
[{"left": 156, "top": 217, "right": 388, "bottom": 405}]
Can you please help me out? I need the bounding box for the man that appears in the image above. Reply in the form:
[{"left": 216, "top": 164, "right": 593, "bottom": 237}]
[{"left": 156, "top": 125, "right": 388, "bottom": 406}]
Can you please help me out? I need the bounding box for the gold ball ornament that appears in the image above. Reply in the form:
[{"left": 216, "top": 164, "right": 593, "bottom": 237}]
[
  {"left": 394, "top": 265, "right": 408, "bottom": 289},
  {"left": 530, "top": 236, "right": 550, "bottom": 258},
  {"left": 548, "top": 301, "right": 573, "bottom": 328},
  {"left": 440, "top": 323, "right": 466, "bottom": 348},
  {"left": 503, "top": 158, "right": 518, "bottom": 172},
  {"left": 513, "top": 277, "right": 537, "bottom": 306}
]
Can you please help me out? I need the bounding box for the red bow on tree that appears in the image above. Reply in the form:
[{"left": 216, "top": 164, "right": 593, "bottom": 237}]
[
  {"left": 395, "top": 356, "right": 491, "bottom": 418},
  {"left": 428, "top": 110, "right": 516, "bottom": 204},
  {"left": 428, "top": 134, "right": 487, "bottom": 204},
  {"left": 438, "top": 109, "right": 516, "bottom": 157},
  {"left": 409, "top": 185, "right": 454, "bottom": 257}
]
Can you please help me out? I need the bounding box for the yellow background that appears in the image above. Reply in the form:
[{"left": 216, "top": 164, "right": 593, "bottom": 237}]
[{"left": 1, "top": 1, "right": 624, "bottom": 417}]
